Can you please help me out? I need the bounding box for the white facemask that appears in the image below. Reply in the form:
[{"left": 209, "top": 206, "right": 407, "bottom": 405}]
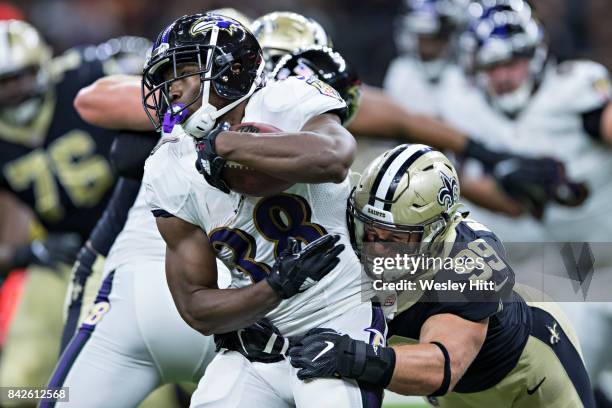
[
  {"left": 419, "top": 58, "right": 448, "bottom": 82},
  {"left": 488, "top": 76, "right": 534, "bottom": 117},
  {"left": 481, "top": 47, "right": 548, "bottom": 117},
  {"left": 181, "top": 26, "right": 266, "bottom": 139},
  {"left": 0, "top": 97, "right": 43, "bottom": 125}
]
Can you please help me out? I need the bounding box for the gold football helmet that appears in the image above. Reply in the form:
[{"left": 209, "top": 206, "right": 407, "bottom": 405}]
[
  {"left": 0, "top": 20, "right": 53, "bottom": 130},
  {"left": 348, "top": 144, "right": 462, "bottom": 260},
  {"left": 251, "top": 11, "right": 332, "bottom": 70}
]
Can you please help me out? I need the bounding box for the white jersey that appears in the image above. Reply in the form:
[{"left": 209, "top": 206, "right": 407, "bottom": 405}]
[
  {"left": 383, "top": 56, "right": 465, "bottom": 116},
  {"left": 440, "top": 60, "right": 612, "bottom": 242},
  {"left": 103, "top": 162, "right": 233, "bottom": 287},
  {"left": 103, "top": 186, "right": 165, "bottom": 274},
  {"left": 143, "top": 76, "right": 365, "bottom": 336}
]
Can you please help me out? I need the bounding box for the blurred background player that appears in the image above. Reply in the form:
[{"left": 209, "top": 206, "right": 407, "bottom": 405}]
[
  {"left": 438, "top": 0, "right": 612, "bottom": 403},
  {"left": 384, "top": 0, "right": 469, "bottom": 116},
  {"left": 0, "top": 18, "right": 154, "bottom": 406},
  {"left": 445, "top": 0, "right": 610, "bottom": 239},
  {"left": 251, "top": 11, "right": 332, "bottom": 72},
  {"left": 0, "top": 19, "right": 115, "bottom": 398}
]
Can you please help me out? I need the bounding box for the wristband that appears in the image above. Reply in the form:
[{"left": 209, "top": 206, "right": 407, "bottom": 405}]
[
  {"left": 429, "top": 341, "right": 451, "bottom": 397},
  {"left": 337, "top": 336, "right": 396, "bottom": 387}
]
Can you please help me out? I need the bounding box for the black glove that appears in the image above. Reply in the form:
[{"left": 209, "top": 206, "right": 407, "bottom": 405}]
[
  {"left": 12, "top": 233, "right": 82, "bottom": 269},
  {"left": 266, "top": 235, "right": 344, "bottom": 299},
  {"left": 214, "top": 318, "right": 289, "bottom": 363},
  {"left": 462, "top": 139, "right": 510, "bottom": 172},
  {"left": 493, "top": 156, "right": 589, "bottom": 219},
  {"left": 194, "top": 121, "right": 231, "bottom": 193},
  {"left": 289, "top": 328, "right": 396, "bottom": 386},
  {"left": 464, "top": 139, "right": 589, "bottom": 218}
]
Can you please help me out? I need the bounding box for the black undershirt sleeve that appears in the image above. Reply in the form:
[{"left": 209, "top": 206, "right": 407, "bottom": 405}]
[
  {"left": 88, "top": 177, "right": 141, "bottom": 256},
  {"left": 110, "top": 131, "right": 159, "bottom": 180},
  {"left": 581, "top": 105, "right": 606, "bottom": 141}
]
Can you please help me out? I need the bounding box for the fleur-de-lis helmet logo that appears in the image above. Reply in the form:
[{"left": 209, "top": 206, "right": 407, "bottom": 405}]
[{"left": 437, "top": 171, "right": 459, "bottom": 210}]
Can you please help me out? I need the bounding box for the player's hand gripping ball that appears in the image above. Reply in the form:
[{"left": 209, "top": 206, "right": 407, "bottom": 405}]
[{"left": 223, "top": 122, "right": 294, "bottom": 197}]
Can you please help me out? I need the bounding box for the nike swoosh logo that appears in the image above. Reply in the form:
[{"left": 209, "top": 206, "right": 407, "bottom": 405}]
[
  {"left": 312, "top": 341, "right": 335, "bottom": 362},
  {"left": 495, "top": 276, "right": 509, "bottom": 292},
  {"left": 527, "top": 377, "right": 546, "bottom": 395}
]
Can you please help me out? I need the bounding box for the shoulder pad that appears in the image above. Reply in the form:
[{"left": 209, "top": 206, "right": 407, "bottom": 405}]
[
  {"left": 264, "top": 76, "right": 344, "bottom": 110},
  {"left": 247, "top": 76, "right": 346, "bottom": 131},
  {"left": 552, "top": 60, "right": 611, "bottom": 111}
]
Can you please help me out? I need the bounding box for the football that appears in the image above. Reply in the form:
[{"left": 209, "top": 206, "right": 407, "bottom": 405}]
[{"left": 223, "top": 122, "right": 295, "bottom": 197}]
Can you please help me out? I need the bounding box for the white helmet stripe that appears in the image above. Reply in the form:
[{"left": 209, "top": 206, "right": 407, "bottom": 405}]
[
  {"left": 372, "top": 144, "right": 431, "bottom": 210},
  {"left": 200, "top": 25, "right": 219, "bottom": 110}
]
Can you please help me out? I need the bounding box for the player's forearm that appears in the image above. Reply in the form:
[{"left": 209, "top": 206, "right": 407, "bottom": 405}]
[
  {"left": 215, "top": 130, "right": 355, "bottom": 183},
  {"left": 399, "top": 113, "right": 468, "bottom": 154},
  {"left": 181, "top": 281, "right": 281, "bottom": 335},
  {"left": 74, "top": 75, "right": 154, "bottom": 131},
  {"left": 601, "top": 102, "right": 612, "bottom": 144},
  {"left": 386, "top": 343, "right": 449, "bottom": 396},
  {"left": 460, "top": 176, "right": 523, "bottom": 216},
  {"left": 0, "top": 191, "right": 33, "bottom": 246},
  {"left": 349, "top": 86, "right": 468, "bottom": 153}
]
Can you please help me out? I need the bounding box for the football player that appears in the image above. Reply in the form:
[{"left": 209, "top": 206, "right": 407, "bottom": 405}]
[
  {"left": 438, "top": 0, "right": 612, "bottom": 400},
  {"left": 50, "top": 8, "right": 368, "bottom": 408},
  {"left": 142, "top": 12, "right": 385, "bottom": 408},
  {"left": 287, "top": 145, "right": 595, "bottom": 407},
  {"left": 250, "top": 11, "right": 332, "bottom": 72},
  {"left": 384, "top": 0, "right": 469, "bottom": 115},
  {"left": 0, "top": 20, "right": 116, "bottom": 275},
  {"left": 0, "top": 20, "right": 142, "bottom": 396}
]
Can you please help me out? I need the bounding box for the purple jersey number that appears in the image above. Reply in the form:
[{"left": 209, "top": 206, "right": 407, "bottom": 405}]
[{"left": 209, "top": 193, "right": 327, "bottom": 282}]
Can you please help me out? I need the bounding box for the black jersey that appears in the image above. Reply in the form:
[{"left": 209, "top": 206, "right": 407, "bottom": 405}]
[
  {"left": 388, "top": 219, "right": 531, "bottom": 393},
  {"left": 0, "top": 49, "right": 118, "bottom": 239}
]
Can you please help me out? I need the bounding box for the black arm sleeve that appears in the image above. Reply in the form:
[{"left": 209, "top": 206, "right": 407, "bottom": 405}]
[
  {"left": 581, "top": 105, "right": 606, "bottom": 141},
  {"left": 110, "top": 131, "right": 159, "bottom": 180},
  {"left": 88, "top": 177, "right": 141, "bottom": 256}
]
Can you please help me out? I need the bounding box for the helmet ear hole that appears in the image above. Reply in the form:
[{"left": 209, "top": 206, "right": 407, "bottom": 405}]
[{"left": 423, "top": 164, "right": 434, "bottom": 171}]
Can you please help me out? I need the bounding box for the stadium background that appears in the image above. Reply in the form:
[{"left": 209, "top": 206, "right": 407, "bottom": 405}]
[
  {"left": 15, "top": 0, "right": 612, "bottom": 86},
  {"left": 2, "top": 0, "right": 612, "bottom": 407}
]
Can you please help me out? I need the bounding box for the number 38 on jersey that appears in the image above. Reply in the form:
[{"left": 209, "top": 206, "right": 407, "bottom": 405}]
[{"left": 209, "top": 193, "right": 327, "bottom": 282}]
